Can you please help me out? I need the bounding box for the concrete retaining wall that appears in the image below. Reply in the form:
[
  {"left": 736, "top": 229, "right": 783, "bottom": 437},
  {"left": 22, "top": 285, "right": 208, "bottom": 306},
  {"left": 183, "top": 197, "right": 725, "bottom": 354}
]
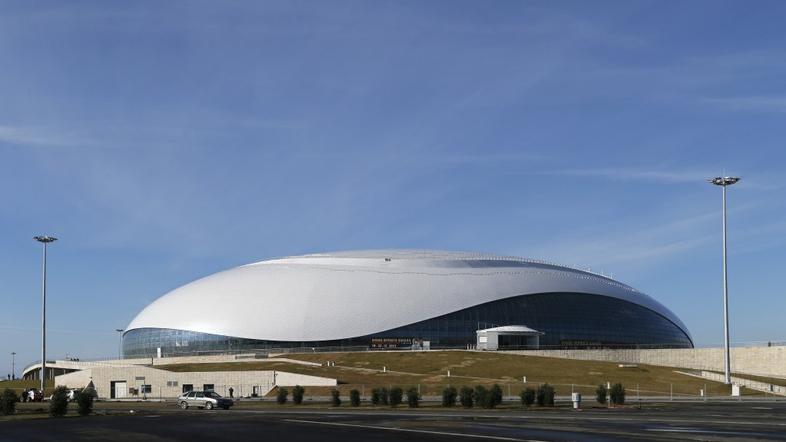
[{"left": 508, "top": 346, "right": 786, "bottom": 379}]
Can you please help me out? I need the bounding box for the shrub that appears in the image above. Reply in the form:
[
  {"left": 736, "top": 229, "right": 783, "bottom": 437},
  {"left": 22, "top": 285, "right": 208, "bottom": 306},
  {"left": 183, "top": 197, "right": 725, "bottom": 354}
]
[
  {"left": 49, "top": 386, "right": 69, "bottom": 417},
  {"left": 389, "top": 387, "right": 403, "bottom": 407},
  {"left": 350, "top": 389, "right": 361, "bottom": 407},
  {"left": 371, "top": 388, "right": 381, "bottom": 405},
  {"left": 74, "top": 390, "right": 94, "bottom": 416},
  {"left": 406, "top": 387, "right": 419, "bottom": 408},
  {"left": 520, "top": 388, "right": 535, "bottom": 407},
  {"left": 276, "top": 387, "right": 288, "bottom": 405},
  {"left": 330, "top": 388, "right": 341, "bottom": 407},
  {"left": 0, "top": 389, "right": 19, "bottom": 416},
  {"left": 459, "top": 386, "right": 474, "bottom": 408},
  {"left": 379, "top": 387, "right": 389, "bottom": 405},
  {"left": 536, "top": 384, "right": 555, "bottom": 407},
  {"left": 490, "top": 384, "right": 503, "bottom": 407},
  {"left": 595, "top": 384, "right": 608, "bottom": 405},
  {"left": 441, "top": 386, "right": 457, "bottom": 407},
  {"left": 474, "top": 385, "right": 491, "bottom": 409},
  {"left": 610, "top": 383, "right": 625, "bottom": 405},
  {"left": 292, "top": 385, "right": 305, "bottom": 405}
]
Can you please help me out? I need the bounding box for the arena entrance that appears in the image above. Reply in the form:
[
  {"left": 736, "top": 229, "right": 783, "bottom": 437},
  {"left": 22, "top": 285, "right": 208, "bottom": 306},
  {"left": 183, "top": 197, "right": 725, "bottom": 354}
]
[{"left": 476, "top": 325, "right": 543, "bottom": 350}]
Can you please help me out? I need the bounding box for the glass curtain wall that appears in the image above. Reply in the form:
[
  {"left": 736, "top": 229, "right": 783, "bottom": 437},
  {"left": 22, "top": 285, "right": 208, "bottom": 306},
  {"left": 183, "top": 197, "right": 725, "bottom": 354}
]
[{"left": 123, "top": 292, "right": 693, "bottom": 358}]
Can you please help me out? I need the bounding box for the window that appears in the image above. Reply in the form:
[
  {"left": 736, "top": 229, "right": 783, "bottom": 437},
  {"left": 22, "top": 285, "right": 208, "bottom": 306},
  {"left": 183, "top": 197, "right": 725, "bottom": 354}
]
[
  {"left": 203, "top": 384, "right": 214, "bottom": 392},
  {"left": 141, "top": 385, "right": 152, "bottom": 394},
  {"left": 195, "top": 392, "right": 204, "bottom": 398},
  {"left": 182, "top": 384, "right": 193, "bottom": 393}
]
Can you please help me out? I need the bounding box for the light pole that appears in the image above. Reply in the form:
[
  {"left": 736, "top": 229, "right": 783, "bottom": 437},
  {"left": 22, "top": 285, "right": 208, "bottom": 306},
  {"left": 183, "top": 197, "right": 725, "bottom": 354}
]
[
  {"left": 116, "top": 329, "right": 124, "bottom": 360},
  {"left": 708, "top": 176, "right": 740, "bottom": 385},
  {"left": 11, "top": 352, "right": 15, "bottom": 380},
  {"left": 34, "top": 235, "right": 57, "bottom": 393}
]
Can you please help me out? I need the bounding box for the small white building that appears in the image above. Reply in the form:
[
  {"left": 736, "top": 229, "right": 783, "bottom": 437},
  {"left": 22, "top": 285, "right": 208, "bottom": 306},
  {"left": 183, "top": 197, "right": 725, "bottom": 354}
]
[
  {"left": 476, "top": 325, "right": 543, "bottom": 351},
  {"left": 55, "top": 365, "right": 336, "bottom": 399}
]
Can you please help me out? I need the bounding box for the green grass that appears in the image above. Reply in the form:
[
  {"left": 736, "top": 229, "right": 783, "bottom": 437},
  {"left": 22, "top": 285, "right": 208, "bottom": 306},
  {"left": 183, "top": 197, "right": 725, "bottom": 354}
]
[
  {"left": 157, "top": 350, "right": 746, "bottom": 397},
  {"left": 0, "top": 379, "right": 55, "bottom": 394}
]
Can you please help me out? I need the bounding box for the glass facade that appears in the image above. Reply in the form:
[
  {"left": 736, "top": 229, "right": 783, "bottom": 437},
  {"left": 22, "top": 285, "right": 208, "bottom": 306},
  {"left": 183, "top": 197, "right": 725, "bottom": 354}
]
[{"left": 122, "top": 292, "right": 693, "bottom": 358}]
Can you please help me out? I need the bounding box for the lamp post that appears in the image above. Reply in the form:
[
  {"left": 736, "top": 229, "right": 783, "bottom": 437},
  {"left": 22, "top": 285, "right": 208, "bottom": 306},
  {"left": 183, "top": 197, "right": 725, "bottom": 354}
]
[
  {"left": 708, "top": 176, "right": 740, "bottom": 385},
  {"left": 11, "top": 352, "right": 15, "bottom": 380},
  {"left": 34, "top": 235, "right": 57, "bottom": 393},
  {"left": 116, "top": 329, "right": 124, "bottom": 360}
]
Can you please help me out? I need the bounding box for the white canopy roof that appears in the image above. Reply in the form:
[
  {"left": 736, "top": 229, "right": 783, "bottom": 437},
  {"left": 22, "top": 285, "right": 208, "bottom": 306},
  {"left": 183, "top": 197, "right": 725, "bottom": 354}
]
[{"left": 126, "top": 249, "right": 691, "bottom": 343}]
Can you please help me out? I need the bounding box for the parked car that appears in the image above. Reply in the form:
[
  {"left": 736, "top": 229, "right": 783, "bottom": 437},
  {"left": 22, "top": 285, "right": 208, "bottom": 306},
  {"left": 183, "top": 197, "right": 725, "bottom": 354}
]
[
  {"left": 44, "top": 389, "right": 77, "bottom": 402},
  {"left": 178, "top": 391, "right": 233, "bottom": 410}
]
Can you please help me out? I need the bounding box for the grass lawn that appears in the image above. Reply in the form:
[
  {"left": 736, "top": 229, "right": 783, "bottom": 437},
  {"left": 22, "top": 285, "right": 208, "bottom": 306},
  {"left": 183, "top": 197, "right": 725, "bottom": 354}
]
[
  {"left": 157, "top": 350, "right": 747, "bottom": 398},
  {"left": 0, "top": 379, "right": 55, "bottom": 395}
]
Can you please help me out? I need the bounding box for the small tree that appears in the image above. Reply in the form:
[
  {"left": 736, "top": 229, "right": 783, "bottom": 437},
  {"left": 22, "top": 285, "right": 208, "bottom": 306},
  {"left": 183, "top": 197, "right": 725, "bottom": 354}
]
[
  {"left": 330, "top": 388, "right": 341, "bottom": 407},
  {"left": 441, "top": 386, "right": 457, "bottom": 407},
  {"left": 380, "top": 387, "right": 389, "bottom": 405},
  {"left": 0, "top": 389, "right": 19, "bottom": 416},
  {"left": 536, "top": 384, "right": 555, "bottom": 407},
  {"left": 520, "top": 388, "right": 535, "bottom": 408},
  {"left": 276, "top": 387, "right": 288, "bottom": 405},
  {"left": 349, "top": 389, "right": 361, "bottom": 407},
  {"left": 459, "top": 386, "right": 474, "bottom": 408},
  {"left": 474, "top": 385, "right": 491, "bottom": 409},
  {"left": 610, "top": 383, "right": 625, "bottom": 405},
  {"left": 389, "top": 387, "right": 403, "bottom": 407},
  {"left": 74, "top": 390, "right": 94, "bottom": 416},
  {"left": 595, "top": 384, "right": 608, "bottom": 405},
  {"left": 292, "top": 385, "right": 305, "bottom": 405},
  {"left": 490, "top": 384, "right": 503, "bottom": 407},
  {"left": 49, "top": 386, "right": 69, "bottom": 417},
  {"left": 406, "top": 387, "right": 419, "bottom": 408},
  {"left": 371, "top": 388, "right": 381, "bottom": 405}
]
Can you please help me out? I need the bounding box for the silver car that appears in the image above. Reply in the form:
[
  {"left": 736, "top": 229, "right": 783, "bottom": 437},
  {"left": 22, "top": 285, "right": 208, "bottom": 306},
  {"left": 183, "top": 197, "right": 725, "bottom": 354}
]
[{"left": 178, "top": 391, "right": 233, "bottom": 410}]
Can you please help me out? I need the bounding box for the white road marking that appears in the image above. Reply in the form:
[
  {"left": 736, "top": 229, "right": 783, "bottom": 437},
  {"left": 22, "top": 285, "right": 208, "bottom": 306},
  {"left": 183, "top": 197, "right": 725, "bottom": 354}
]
[
  {"left": 234, "top": 409, "right": 786, "bottom": 427},
  {"left": 284, "top": 418, "right": 547, "bottom": 442},
  {"left": 645, "top": 428, "right": 758, "bottom": 436}
]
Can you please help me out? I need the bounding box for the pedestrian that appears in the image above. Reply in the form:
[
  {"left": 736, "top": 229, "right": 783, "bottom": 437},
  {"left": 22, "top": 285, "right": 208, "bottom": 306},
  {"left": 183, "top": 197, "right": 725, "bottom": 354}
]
[{"left": 229, "top": 387, "right": 234, "bottom": 398}]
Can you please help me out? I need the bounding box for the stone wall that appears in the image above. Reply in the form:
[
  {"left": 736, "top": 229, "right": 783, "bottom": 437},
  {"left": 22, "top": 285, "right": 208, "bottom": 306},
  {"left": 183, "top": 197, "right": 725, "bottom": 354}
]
[{"left": 508, "top": 346, "right": 786, "bottom": 379}]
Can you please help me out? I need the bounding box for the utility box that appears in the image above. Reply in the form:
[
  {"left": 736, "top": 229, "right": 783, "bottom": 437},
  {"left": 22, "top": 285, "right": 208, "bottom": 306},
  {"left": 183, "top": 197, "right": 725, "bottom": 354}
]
[
  {"left": 571, "top": 392, "right": 581, "bottom": 409},
  {"left": 731, "top": 384, "right": 741, "bottom": 397}
]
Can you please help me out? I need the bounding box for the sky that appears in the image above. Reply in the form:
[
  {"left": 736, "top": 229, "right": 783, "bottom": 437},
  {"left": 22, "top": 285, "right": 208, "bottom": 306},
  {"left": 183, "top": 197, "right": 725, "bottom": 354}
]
[{"left": 1, "top": 0, "right": 785, "bottom": 375}]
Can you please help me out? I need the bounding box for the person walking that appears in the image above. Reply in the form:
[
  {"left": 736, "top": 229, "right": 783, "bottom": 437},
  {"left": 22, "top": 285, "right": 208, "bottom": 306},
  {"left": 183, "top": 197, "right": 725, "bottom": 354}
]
[{"left": 229, "top": 387, "right": 234, "bottom": 398}]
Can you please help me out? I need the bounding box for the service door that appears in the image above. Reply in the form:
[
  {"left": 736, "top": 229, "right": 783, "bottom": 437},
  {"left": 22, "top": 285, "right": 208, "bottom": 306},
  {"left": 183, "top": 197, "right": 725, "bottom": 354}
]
[{"left": 114, "top": 381, "right": 127, "bottom": 399}]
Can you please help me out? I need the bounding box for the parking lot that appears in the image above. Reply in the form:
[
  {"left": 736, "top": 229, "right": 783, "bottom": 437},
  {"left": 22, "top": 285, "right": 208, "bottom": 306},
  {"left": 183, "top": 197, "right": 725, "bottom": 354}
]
[{"left": 2, "top": 401, "right": 786, "bottom": 441}]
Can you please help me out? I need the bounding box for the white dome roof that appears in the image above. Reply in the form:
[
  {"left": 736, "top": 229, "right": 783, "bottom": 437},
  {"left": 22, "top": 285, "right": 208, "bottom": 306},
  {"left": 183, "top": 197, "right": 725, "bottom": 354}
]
[{"left": 126, "top": 249, "right": 690, "bottom": 342}]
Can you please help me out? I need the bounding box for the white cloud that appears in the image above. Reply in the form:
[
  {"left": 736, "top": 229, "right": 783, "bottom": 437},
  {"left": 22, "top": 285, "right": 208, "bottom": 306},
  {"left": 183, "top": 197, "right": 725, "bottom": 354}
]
[
  {"left": 547, "top": 167, "right": 714, "bottom": 184},
  {"left": 702, "top": 96, "right": 786, "bottom": 113},
  {"left": 0, "top": 125, "right": 87, "bottom": 148}
]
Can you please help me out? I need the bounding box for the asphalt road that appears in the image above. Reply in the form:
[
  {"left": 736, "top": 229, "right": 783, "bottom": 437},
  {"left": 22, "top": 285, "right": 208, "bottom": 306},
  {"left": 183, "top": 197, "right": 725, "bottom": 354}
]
[{"left": 2, "top": 402, "right": 786, "bottom": 441}]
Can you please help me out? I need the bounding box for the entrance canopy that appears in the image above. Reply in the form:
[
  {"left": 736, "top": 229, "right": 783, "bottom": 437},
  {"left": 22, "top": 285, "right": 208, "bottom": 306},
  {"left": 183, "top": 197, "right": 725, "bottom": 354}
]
[{"left": 476, "top": 325, "right": 544, "bottom": 351}]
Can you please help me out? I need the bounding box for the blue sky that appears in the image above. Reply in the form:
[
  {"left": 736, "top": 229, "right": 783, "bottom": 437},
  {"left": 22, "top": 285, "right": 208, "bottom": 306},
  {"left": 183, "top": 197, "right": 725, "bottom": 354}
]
[{"left": 1, "top": 0, "right": 785, "bottom": 374}]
